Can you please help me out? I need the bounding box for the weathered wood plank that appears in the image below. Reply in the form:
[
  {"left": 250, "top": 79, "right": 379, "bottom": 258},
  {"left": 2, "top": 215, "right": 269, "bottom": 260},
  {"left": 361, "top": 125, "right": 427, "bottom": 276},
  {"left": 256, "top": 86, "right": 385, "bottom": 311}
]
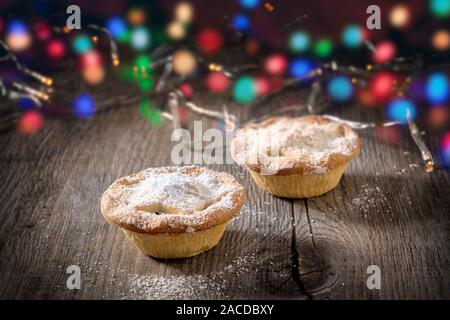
[
  {"left": 0, "top": 83, "right": 449, "bottom": 299},
  {"left": 291, "top": 105, "right": 450, "bottom": 299}
]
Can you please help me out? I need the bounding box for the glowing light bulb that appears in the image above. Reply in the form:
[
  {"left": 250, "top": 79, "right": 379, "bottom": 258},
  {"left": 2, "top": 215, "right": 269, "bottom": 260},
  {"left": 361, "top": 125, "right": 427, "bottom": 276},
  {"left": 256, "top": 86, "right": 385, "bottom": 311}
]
[
  {"left": 172, "top": 50, "right": 197, "bottom": 76},
  {"left": 432, "top": 29, "right": 450, "bottom": 51},
  {"left": 206, "top": 72, "right": 229, "bottom": 93},
  {"left": 327, "top": 75, "right": 354, "bottom": 102},
  {"left": 264, "top": 54, "right": 288, "bottom": 76},
  {"left": 389, "top": 4, "right": 410, "bottom": 28},
  {"left": 233, "top": 76, "right": 257, "bottom": 104},
  {"left": 175, "top": 2, "right": 194, "bottom": 23}
]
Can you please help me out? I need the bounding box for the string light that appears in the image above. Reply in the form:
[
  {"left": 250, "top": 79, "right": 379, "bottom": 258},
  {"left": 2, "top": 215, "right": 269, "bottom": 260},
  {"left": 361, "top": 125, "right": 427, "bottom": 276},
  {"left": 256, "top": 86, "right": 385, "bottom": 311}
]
[
  {"left": 130, "top": 27, "right": 151, "bottom": 50},
  {"left": 206, "top": 71, "right": 229, "bottom": 93},
  {"left": 425, "top": 73, "right": 449, "bottom": 104},
  {"left": 342, "top": 25, "right": 363, "bottom": 48},
  {"left": 232, "top": 14, "right": 250, "bottom": 32},
  {"left": 389, "top": 4, "right": 410, "bottom": 28},
  {"left": 172, "top": 50, "right": 197, "bottom": 76},
  {"left": 289, "top": 58, "right": 315, "bottom": 78},
  {"left": 441, "top": 132, "right": 450, "bottom": 167},
  {"left": 6, "top": 20, "right": 32, "bottom": 52},
  {"left": 387, "top": 98, "right": 416, "bottom": 122},
  {"left": 127, "top": 8, "right": 146, "bottom": 26},
  {"left": 264, "top": 54, "right": 288, "bottom": 75},
  {"left": 47, "top": 39, "right": 66, "bottom": 59},
  {"left": 289, "top": 30, "right": 310, "bottom": 53},
  {"left": 166, "top": 21, "right": 186, "bottom": 40},
  {"left": 239, "top": 0, "right": 260, "bottom": 9},
  {"left": 429, "top": 0, "right": 450, "bottom": 18},
  {"left": 87, "top": 24, "right": 121, "bottom": 67},
  {"left": 175, "top": 2, "right": 194, "bottom": 23},
  {"left": 233, "top": 76, "right": 257, "bottom": 104},
  {"left": 313, "top": 38, "right": 333, "bottom": 58},
  {"left": 72, "top": 35, "right": 93, "bottom": 54},
  {"left": 372, "top": 41, "right": 396, "bottom": 64},
  {"left": 106, "top": 16, "right": 128, "bottom": 41},
  {"left": 17, "top": 111, "right": 43, "bottom": 135},
  {"left": 432, "top": 29, "right": 450, "bottom": 51},
  {"left": 73, "top": 94, "right": 96, "bottom": 117},
  {"left": 196, "top": 28, "right": 223, "bottom": 55},
  {"left": 34, "top": 21, "right": 52, "bottom": 40},
  {"left": 327, "top": 75, "right": 354, "bottom": 102},
  {"left": 1, "top": 41, "right": 53, "bottom": 87},
  {"left": 371, "top": 72, "right": 395, "bottom": 102}
]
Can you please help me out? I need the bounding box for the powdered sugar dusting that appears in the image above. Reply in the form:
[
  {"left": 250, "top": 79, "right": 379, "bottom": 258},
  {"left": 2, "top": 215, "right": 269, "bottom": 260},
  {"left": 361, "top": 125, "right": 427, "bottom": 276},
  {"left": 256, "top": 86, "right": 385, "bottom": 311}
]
[
  {"left": 126, "top": 253, "right": 258, "bottom": 299},
  {"left": 232, "top": 116, "right": 358, "bottom": 174},
  {"left": 126, "top": 168, "right": 236, "bottom": 215}
]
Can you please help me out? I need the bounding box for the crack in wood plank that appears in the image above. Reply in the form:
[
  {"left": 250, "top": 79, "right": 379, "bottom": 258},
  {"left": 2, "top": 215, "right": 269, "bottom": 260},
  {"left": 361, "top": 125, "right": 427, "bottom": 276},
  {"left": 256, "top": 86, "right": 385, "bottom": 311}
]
[{"left": 290, "top": 202, "right": 312, "bottom": 300}]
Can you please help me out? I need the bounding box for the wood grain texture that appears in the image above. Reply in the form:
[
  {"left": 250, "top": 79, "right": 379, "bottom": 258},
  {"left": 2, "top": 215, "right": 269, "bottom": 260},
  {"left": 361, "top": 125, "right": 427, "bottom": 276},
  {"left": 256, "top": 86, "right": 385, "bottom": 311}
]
[{"left": 0, "top": 79, "right": 449, "bottom": 299}]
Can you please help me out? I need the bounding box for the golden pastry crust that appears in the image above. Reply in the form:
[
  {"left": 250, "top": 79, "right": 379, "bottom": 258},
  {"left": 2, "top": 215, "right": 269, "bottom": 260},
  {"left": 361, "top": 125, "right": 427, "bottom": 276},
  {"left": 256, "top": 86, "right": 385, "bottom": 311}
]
[
  {"left": 231, "top": 115, "right": 360, "bottom": 176},
  {"left": 101, "top": 166, "right": 246, "bottom": 234}
]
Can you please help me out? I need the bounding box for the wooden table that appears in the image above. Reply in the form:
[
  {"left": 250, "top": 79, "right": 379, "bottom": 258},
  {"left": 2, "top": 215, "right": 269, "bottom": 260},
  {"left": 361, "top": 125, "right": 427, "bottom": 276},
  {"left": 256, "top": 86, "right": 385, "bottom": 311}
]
[{"left": 1, "top": 70, "right": 449, "bottom": 300}]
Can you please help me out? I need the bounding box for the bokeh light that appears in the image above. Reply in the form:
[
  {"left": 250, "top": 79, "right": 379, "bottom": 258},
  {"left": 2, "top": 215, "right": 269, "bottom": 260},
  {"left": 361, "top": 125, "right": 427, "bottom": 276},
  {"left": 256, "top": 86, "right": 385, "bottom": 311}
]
[
  {"left": 196, "top": 28, "right": 223, "bottom": 55},
  {"left": 425, "top": 72, "right": 449, "bottom": 104},
  {"left": 47, "top": 39, "right": 66, "bottom": 60},
  {"left": 327, "top": 75, "right": 354, "bottom": 102},
  {"left": 73, "top": 94, "right": 96, "bottom": 117},
  {"left": 106, "top": 16, "right": 128, "bottom": 41},
  {"left": 127, "top": 8, "right": 146, "bottom": 26},
  {"left": 428, "top": 106, "right": 449, "bottom": 128},
  {"left": 206, "top": 71, "right": 229, "bottom": 93},
  {"left": 342, "top": 25, "right": 363, "bottom": 48},
  {"left": 34, "top": 21, "right": 52, "bottom": 40},
  {"left": 255, "top": 77, "right": 271, "bottom": 96},
  {"left": 441, "top": 132, "right": 450, "bottom": 166},
  {"left": 233, "top": 76, "right": 257, "bottom": 104},
  {"left": 134, "top": 55, "right": 153, "bottom": 91},
  {"left": 130, "top": 27, "right": 150, "bottom": 50},
  {"left": 387, "top": 98, "right": 417, "bottom": 122},
  {"left": 289, "top": 58, "right": 315, "bottom": 78},
  {"left": 372, "top": 41, "right": 396, "bottom": 64},
  {"left": 289, "top": 30, "right": 310, "bottom": 53},
  {"left": 17, "top": 97, "right": 38, "bottom": 111},
  {"left": 232, "top": 14, "right": 250, "bottom": 31},
  {"left": 172, "top": 50, "right": 197, "bottom": 76},
  {"left": 6, "top": 20, "right": 32, "bottom": 52},
  {"left": 17, "top": 111, "right": 43, "bottom": 135},
  {"left": 175, "top": 2, "right": 194, "bottom": 23},
  {"left": 72, "top": 35, "right": 93, "bottom": 54},
  {"left": 313, "top": 38, "right": 333, "bottom": 58},
  {"left": 371, "top": 72, "right": 396, "bottom": 102},
  {"left": 79, "top": 50, "right": 102, "bottom": 68},
  {"left": 432, "top": 29, "right": 450, "bottom": 51},
  {"left": 179, "top": 83, "right": 193, "bottom": 98},
  {"left": 245, "top": 39, "right": 260, "bottom": 55},
  {"left": 139, "top": 98, "right": 164, "bottom": 126},
  {"left": 167, "top": 21, "right": 186, "bottom": 40},
  {"left": 264, "top": 54, "right": 288, "bottom": 76},
  {"left": 358, "top": 87, "right": 377, "bottom": 108},
  {"left": 429, "top": 0, "right": 450, "bottom": 18},
  {"left": 82, "top": 65, "right": 105, "bottom": 85},
  {"left": 80, "top": 51, "right": 105, "bottom": 85},
  {"left": 239, "top": 0, "right": 260, "bottom": 9},
  {"left": 389, "top": 4, "right": 410, "bottom": 28}
]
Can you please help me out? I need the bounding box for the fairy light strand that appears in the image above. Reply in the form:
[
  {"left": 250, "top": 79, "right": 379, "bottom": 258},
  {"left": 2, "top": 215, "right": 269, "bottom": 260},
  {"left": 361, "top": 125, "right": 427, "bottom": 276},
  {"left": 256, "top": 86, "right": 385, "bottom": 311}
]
[{"left": 0, "top": 40, "right": 53, "bottom": 86}]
